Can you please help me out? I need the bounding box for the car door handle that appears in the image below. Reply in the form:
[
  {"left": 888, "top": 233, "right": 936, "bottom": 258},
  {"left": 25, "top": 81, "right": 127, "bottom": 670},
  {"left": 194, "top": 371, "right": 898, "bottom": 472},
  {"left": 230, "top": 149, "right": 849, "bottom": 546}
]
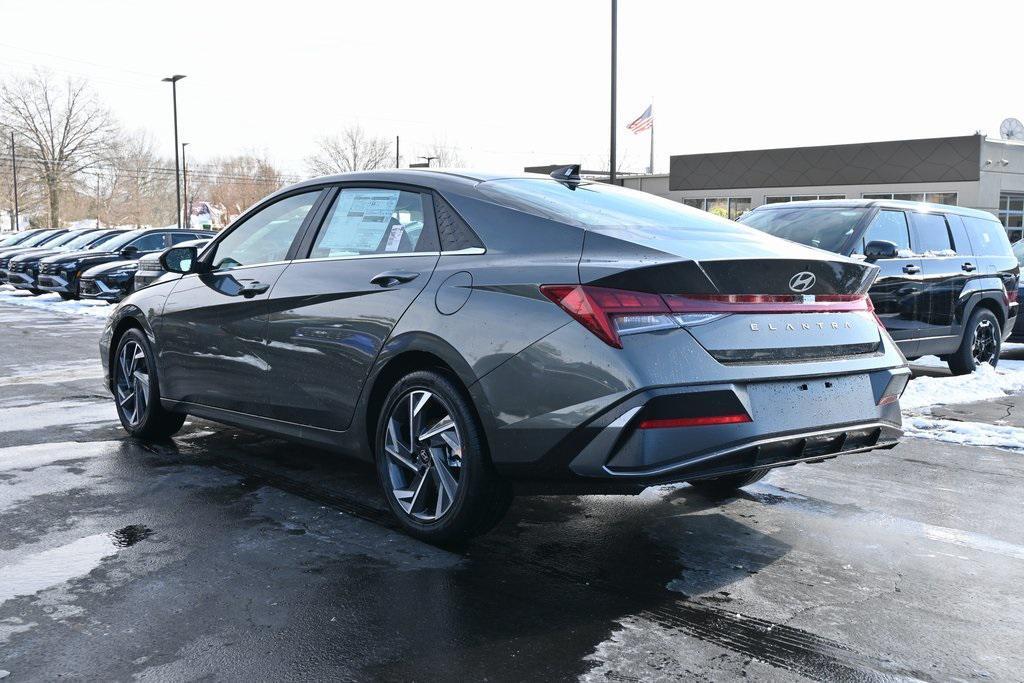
[
  {"left": 902, "top": 264, "right": 921, "bottom": 275},
  {"left": 238, "top": 280, "right": 270, "bottom": 298},
  {"left": 961, "top": 262, "right": 977, "bottom": 272},
  {"left": 370, "top": 270, "right": 419, "bottom": 287}
]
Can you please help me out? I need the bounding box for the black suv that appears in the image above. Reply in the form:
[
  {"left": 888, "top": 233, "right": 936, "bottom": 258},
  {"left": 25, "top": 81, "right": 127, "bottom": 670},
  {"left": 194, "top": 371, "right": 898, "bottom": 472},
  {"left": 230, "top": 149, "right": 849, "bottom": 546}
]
[
  {"left": 38, "top": 228, "right": 214, "bottom": 299},
  {"left": 740, "top": 200, "right": 1019, "bottom": 374}
]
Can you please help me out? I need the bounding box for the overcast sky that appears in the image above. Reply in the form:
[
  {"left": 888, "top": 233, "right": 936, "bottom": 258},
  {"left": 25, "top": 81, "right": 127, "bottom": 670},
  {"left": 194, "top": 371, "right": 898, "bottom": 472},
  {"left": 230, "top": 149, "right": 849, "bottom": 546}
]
[{"left": 2, "top": 0, "right": 1019, "bottom": 177}]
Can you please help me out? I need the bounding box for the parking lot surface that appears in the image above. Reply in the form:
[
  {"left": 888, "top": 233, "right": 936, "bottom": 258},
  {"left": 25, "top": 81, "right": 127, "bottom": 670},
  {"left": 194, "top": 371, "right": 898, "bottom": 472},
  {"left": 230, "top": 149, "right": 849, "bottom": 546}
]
[{"left": 1, "top": 293, "right": 1023, "bottom": 681}]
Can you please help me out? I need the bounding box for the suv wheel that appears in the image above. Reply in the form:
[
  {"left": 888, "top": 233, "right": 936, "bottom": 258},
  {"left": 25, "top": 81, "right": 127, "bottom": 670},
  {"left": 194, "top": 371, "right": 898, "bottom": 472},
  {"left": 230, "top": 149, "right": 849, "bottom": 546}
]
[
  {"left": 948, "top": 308, "right": 1001, "bottom": 376},
  {"left": 113, "top": 329, "right": 186, "bottom": 439},
  {"left": 375, "top": 370, "right": 512, "bottom": 544},
  {"left": 688, "top": 469, "right": 768, "bottom": 497}
]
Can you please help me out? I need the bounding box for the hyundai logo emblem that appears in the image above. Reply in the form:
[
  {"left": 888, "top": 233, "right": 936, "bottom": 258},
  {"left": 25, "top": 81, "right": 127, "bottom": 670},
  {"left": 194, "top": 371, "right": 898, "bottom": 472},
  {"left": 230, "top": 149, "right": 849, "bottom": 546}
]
[{"left": 788, "top": 271, "right": 816, "bottom": 293}]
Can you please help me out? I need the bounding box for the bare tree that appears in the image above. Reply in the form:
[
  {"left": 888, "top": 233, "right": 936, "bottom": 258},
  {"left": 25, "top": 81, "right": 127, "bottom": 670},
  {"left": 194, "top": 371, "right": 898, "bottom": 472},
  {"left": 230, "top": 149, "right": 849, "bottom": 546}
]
[
  {"left": 422, "top": 139, "right": 464, "bottom": 168},
  {"left": 0, "top": 71, "right": 116, "bottom": 227},
  {"left": 206, "top": 153, "right": 286, "bottom": 222},
  {"left": 108, "top": 130, "right": 176, "bottom": 227},
  {"left": 306, "top": 125, "right": 393, "bottom": 175}
]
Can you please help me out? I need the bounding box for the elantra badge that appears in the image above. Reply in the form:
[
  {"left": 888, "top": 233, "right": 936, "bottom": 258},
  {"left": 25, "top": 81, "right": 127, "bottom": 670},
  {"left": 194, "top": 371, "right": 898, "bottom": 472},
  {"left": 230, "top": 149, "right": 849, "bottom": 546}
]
[{"left": 788, "top": 271, "right": 816, "bottom": 293}]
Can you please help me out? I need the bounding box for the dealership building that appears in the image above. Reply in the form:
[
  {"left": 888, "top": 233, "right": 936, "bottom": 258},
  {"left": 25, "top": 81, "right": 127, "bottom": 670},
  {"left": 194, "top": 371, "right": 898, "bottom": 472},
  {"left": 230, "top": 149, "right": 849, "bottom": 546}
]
[{"left": 610, "top": 134, "right": 1024, "bottom": 242}]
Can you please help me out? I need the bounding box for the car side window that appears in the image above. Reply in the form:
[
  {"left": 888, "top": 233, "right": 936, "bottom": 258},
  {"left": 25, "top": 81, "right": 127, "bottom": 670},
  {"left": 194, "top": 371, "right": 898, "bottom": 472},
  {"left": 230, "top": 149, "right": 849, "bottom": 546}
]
[
  {"left": 209, "top": 191, "right": 320, "bottom": 271},
  {"left": 910, "top": 213, "right": 954, "bottom": 255},
  {"left": 860, "top": 210, "right": 910, "bottom": 253},
  {"left": 310, "top": 188, "right": 430, "bottom": 258},
  {"left": 170, "top": 232, "right": 204, "bottom": 245},
  {"left": 963, "top": 216, "right": 1012, "bottom": 257},
  {"left": 129, "top": 233, "right": 169, "bottom": 252}
]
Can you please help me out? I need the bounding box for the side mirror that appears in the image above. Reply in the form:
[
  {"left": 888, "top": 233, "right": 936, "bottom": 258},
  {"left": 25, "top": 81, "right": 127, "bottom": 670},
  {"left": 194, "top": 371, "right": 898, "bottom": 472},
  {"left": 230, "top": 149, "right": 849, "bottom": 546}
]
[
  {"left": 863, "top": 240, "right": 899, "bottom": 262},
  {"left": 120, "top": 245, "right": 139, "bottom": 259},
  {"left": 160, "top": 245, "right": 199, "bottom": 274}
]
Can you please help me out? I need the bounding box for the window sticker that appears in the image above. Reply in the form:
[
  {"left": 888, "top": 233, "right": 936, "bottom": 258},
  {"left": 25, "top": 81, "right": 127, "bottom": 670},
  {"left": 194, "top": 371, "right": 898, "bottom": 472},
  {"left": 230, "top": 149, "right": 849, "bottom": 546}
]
[
  {"left": 320, "top": 190, "right": 401, "bottom": 252},
  {"left": 384, "top": 224, "right": 405, "bottom": 252}
]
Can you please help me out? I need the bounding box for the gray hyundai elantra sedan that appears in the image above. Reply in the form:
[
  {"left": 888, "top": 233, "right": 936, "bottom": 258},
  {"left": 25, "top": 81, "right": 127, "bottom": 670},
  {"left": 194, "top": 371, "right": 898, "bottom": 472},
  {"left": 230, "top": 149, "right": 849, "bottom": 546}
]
[{"left": 100, "top": 167, "right": 909, "bottom": 543}]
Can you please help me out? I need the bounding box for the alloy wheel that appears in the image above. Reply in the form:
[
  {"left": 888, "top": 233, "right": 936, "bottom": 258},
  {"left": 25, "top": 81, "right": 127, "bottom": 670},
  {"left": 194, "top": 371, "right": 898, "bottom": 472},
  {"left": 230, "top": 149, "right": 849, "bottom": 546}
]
[
  {"left": 383, "top": 389, "right": 463, "bottom": 522},
  {"left": 972, "top": 319, "right": 998, "bottom": 366},
  {"left": 115, "top": 340, "right": 150, "bottom": 428}
]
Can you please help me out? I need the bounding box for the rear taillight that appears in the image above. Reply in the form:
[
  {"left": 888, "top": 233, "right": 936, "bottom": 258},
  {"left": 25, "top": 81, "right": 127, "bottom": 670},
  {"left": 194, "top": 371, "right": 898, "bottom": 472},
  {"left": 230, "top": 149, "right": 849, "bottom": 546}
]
[
  {"left": 540, "top": 284, "right": 875, "bottom": 348},
  {"left": 1006, "top": 285, "right": 1019, "bottom": 305}
]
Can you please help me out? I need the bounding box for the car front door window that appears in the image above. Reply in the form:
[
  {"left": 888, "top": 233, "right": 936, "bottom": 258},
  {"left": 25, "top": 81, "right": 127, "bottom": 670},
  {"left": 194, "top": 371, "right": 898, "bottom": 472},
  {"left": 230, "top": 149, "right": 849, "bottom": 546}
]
[{"left": 210, "top": 191, "right": 320, "bottom": 271}]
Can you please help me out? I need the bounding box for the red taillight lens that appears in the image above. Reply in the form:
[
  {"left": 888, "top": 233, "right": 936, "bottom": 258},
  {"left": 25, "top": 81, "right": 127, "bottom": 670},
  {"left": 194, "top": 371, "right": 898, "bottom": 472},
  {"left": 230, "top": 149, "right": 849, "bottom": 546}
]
[
  {"left": 541, "top": 284, "right": 876, "bottom": 348},
  {"left": 638, "top": 413, "right": 752, "bottom": 429},
  {"left": 1007, "top": 287, "right": 1019, "bottom": 305},
  {"left": 540, "top": 284, "right": 667, "bottom": 348}
]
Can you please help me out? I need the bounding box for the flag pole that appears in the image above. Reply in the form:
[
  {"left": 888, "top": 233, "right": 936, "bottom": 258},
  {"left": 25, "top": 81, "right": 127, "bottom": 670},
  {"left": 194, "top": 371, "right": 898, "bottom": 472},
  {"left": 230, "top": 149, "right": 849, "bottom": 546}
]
[{"left": 649, "top": 103, "right": 654, "bottom": 174}]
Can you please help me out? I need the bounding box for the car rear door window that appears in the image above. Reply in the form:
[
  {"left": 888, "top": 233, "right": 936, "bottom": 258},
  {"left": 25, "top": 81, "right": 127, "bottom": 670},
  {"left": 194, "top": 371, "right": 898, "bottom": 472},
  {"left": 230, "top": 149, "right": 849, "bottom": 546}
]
[
  {"left": 910, "top": 213, "right": 954, "bottom": 255},
  {"left": 209, "top": 191, "right": 320, "bottom": 271},
  {"left": 310, "top": 188, "right": 429, "bottom": 258},
  {"left": 963, "top": 216, "right": 1012, "bottom": 257},
  {"left": 860, "top": 210, "right": 910, "bottom": 253}
]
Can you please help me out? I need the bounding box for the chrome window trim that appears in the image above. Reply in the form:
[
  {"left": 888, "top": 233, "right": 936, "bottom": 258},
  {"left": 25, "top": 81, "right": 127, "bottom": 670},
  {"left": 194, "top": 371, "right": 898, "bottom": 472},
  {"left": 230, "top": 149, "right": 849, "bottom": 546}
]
[{"left": 197, "top": 247, "right": 487, "bottom": 273}]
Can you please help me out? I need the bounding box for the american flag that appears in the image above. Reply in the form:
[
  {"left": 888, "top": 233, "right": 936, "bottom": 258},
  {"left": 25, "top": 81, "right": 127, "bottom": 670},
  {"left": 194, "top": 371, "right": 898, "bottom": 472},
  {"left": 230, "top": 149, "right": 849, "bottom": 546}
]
[{"left": 627, "top": 105, "right": 654, "bottom": 133}]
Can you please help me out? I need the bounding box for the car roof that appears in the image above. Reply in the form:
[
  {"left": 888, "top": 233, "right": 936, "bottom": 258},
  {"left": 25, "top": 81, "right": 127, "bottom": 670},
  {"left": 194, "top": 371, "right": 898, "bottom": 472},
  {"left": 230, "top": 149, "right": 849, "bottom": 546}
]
[
  {"left": 282, "top": 169, "right": 563, "bottom": 196},
  {"left": 748, "top": 198, "right": 997, "bottom": 221}
]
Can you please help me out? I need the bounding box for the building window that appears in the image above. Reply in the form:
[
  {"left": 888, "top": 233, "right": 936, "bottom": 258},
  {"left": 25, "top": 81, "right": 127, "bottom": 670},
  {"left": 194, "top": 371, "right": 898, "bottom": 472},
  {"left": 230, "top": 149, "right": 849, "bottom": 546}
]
[
  {"left": 861, "top": 192, "right": 958, "bottom": 206},
  {"left": 999, "top": 193, "right": 1024, "bottom": 243},
  {"left": 683, "top": 197, "right": 751, "bottom": 220},
  {"left": 765, "top": 194, "right": 846, "bottom": 204}
]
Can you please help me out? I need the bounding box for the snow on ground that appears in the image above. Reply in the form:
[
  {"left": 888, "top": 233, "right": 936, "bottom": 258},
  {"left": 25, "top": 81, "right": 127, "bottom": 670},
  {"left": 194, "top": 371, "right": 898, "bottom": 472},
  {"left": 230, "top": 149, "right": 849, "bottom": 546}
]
[
  {"left": 902, "top": 357, "right": 1024, "bottom": 411},
  {"left": 903, "top": 356, "right": 1024, "bottom": 451},
  {"left": 0, "top": 285, "right": 112, "bottom": 319}
]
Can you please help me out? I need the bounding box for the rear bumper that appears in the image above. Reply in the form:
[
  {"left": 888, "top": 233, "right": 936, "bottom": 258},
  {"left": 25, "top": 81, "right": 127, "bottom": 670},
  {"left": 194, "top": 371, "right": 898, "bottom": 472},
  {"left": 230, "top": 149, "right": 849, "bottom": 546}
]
[{"left": 560, "top": 368, "right": 906, "bottom": 486}]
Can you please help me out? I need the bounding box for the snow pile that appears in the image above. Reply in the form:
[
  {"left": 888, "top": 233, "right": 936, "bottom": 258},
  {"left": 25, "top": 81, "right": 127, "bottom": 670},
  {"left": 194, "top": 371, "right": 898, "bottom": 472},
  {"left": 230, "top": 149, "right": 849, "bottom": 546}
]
[
  {"left": 904, "top": 416, "right": 1024, "bottom": 450},
  {"left": 902, "top": 356, "right": 1024, "bottom": 451},
  {"left": 0, "top": 287, "right": 112, "bottom": 319},
  {"left": 901, "top": 358, "right": 1024, "bottom": 411}
]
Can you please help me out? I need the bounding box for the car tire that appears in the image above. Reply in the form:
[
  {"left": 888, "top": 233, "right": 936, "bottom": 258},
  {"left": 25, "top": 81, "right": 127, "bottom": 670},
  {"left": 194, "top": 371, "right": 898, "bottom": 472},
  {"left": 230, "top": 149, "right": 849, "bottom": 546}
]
[
  {"left": 112, "top": 328, "right": 186, "bottom": 439},
  {"left": 375, "top": 369, "right": 512, "bottom": 545},
  {"left": 947, "top": 307, "right": 1001, "bottom": 376},
  {"left": 688, "top": 469, "right": 768, "bottom": 497},
  {"left": 58, "top": 292, "right": 74, "bottom": 301}
]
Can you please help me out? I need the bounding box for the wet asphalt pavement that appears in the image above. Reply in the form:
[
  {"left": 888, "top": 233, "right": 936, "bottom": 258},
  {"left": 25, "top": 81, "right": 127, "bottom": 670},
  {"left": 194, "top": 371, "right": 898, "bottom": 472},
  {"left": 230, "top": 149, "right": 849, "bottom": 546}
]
[{"left": 1, "top": 299, "right": 1023, "bottom": 681}]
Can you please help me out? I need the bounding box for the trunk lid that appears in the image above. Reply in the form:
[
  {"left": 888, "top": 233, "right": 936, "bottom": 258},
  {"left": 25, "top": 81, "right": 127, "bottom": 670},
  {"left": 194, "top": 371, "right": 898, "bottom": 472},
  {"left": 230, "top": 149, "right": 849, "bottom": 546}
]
[{"left": 579, "top": 225, "right": 883, "bottom": 363}]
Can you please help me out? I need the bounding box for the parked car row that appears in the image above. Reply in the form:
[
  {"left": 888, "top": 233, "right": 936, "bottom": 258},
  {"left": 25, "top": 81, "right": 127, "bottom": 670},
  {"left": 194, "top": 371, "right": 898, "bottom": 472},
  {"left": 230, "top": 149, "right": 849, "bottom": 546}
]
[
  {"left": 738, "top": 199, "right": 1020, "bottom": 375},
  {"left": 0, "top": 228, "right": 214, "bottom": 302}
]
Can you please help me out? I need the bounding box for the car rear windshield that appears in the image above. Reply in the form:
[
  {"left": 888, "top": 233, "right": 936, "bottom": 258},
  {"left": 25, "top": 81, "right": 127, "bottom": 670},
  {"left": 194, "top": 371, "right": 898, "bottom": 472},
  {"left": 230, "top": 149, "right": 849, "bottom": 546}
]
[
  {"left": 476, "top": 178, "right": 751, "bottom": 231},
  {"left": 738, "top": 207, "right": 869, "bottom": 253}
]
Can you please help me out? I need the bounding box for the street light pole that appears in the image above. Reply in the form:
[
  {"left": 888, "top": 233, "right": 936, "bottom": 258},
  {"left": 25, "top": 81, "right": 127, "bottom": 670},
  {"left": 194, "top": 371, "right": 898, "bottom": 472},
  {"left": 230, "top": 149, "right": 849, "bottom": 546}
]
[
  {"left": 395, "top": 136, "right": 400, "bottom": 168},
  {"left": 9, "top": 132, "right": 18, "bottom": 231},
  {"left": 162, "top": 74, "right": 186, "bottom": 228},
  {"left": 609, "top": 0, "right": 617, "bottom": 184},
  {"left": 181, "top": 142, "right": 189, "bottom": 229}
]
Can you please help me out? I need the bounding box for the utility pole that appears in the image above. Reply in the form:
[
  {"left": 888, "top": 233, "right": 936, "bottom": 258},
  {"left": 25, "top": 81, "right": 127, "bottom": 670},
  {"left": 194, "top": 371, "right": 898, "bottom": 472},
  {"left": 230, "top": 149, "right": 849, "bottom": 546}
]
[
  {"left": 609, "top": 0, "right": 618, "bottom": 183},
  {"left": 95, "top": 174, "right": 101, "bottom": 229},
  {"left": 181, "top": 142, "right": 189, "bottom": 229},
  {"left": 162, "top": 74, "right": 186, "bottom": 228},
  {"left": 10, "top": 132, "right": 18, "bottom": 231},
  {"left": 395, "top": 136, "right": 400, "bottom": 168}
]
